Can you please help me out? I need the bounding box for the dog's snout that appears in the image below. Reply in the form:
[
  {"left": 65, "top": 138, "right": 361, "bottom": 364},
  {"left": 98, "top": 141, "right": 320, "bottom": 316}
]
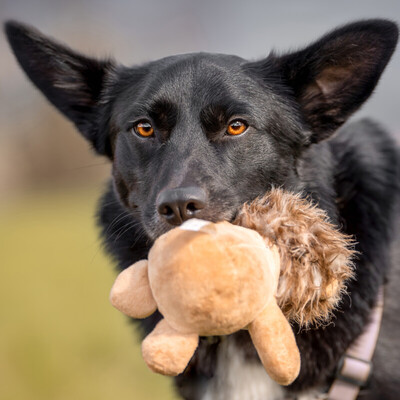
[{"left": 156, "top": 187, "right": 207, "bottom": 226}]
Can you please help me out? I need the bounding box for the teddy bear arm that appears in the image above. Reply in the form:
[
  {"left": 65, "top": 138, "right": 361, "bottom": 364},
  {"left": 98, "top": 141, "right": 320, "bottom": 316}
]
[
  {"left": 248, "top": 300, "right": 301, "bottom": 386},
  {"left": 142, "top": 318, "right": 199, "bottom": 376},
  {"left": 109, "top": 260, "right": 157, "bottom": 319}
]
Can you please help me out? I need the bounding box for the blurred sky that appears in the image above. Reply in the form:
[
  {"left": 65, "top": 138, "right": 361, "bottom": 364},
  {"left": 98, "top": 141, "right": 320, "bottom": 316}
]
[{"left": 1, "top": 0, "right": 400, "bottom": 197}]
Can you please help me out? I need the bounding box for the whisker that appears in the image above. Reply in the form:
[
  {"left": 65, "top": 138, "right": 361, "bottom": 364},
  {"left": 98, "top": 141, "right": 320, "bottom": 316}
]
[
  {"left": 105, "top": 210, "right": 132, "bottom": 235},
  {"left": 113, "top": 220, "right": 143, "bottom": 242},
  {"left": 131, "top": 228, "right": 148, "bottom": 249},
  {"left": 100, "top": 198, "right": 123, "bottom": 207}
]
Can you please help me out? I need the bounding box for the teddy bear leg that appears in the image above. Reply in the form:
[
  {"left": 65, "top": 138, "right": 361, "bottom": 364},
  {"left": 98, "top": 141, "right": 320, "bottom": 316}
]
[
  {"left": 248, "top": 301, "right": 300, "bottom": 386},
  {"left": 142, "top": 318, "right": 199, "bottom": 376},
  {"left": 110, "top": 260, "right": 157, "bottom": 318}
]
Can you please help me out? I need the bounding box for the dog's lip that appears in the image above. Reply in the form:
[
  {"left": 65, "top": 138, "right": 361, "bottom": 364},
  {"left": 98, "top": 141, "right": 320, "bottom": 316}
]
[
  {"left": 143, "top": 199, "right": 242, "bottom": 242},
  {"left": 150, "top": 210, "right": 240, "bottom": 240}
]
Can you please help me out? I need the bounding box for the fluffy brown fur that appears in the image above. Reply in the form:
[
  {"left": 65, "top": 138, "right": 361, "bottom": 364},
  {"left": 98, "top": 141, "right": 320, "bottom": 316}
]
[{"left": 234, "top": 188, "right": 355, "bottom": 327}]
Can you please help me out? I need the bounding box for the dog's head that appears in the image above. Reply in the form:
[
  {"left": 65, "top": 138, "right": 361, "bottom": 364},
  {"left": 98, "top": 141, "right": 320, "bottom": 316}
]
[{"left": 5, "top": 20, "right": 398, "bottom": 239}]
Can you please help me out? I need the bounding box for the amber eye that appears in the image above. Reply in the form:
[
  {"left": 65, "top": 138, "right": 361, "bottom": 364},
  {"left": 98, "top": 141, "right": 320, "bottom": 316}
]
[
  {"left": 226, "top": 120, "right": 248, "bottom": 136},
  {"left": 133, "top": 121, "right": 154, "bottom": 137}
]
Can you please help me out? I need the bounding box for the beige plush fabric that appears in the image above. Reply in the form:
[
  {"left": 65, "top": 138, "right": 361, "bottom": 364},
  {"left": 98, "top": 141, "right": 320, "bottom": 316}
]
[
  {"left": 109, "top": 260, "right": 157, "bottom": 318},
  {"left": 111, "top": 221, "right": 300, "bottom": 383},
  {"left": 148, "top": 222, "right": 279, "bottom": 336},
  {"left": 248, "top": 301, "right": 300, "bottom": 385},
  {"left": 142, "top": 318, "right": 199, "bottom": 376}
]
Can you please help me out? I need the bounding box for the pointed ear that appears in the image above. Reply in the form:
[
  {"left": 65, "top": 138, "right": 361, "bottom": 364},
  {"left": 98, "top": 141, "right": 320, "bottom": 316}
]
[
  {"left": 4, "top": 21, "right": 116, "bottom": 156},
  {"left": 252, "top": 20, "right": 398, "bottom": 142}
]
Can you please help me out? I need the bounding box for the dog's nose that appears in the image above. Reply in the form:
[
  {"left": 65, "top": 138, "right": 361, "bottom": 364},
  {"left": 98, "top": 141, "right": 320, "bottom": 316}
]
[{"left": 156, "top": 187, "right": 207, "bottom": 226}]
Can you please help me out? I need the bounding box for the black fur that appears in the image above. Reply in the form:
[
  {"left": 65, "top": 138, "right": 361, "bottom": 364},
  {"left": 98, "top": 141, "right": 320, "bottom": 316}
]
[{"left": 5, "top": 19, "right": 400, "bottom": 399}]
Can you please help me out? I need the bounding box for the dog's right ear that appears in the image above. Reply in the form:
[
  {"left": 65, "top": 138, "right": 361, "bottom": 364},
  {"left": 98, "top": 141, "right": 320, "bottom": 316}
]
[{"left": 4, "top": 21, "right": 116, "bottom": 157}]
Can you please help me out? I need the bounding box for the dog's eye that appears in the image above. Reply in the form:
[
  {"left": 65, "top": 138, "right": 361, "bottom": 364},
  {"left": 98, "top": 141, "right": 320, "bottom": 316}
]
[
  {"left": 226, "top": 120, "right": 248, "bottom": 136},
  {"left": 133, "top": 121, "right": 154, "bottom": 137}
]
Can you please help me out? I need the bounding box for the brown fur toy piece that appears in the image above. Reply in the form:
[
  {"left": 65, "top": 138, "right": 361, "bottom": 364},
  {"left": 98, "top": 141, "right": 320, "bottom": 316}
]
[{"left": 234, "top": 188, "right": 355, "bottom": 327}]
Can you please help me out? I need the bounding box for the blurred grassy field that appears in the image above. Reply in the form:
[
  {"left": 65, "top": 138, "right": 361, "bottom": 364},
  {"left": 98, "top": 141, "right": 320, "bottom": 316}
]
[{"left": 0, "top": 188, "right": 177, "bottom": 400}]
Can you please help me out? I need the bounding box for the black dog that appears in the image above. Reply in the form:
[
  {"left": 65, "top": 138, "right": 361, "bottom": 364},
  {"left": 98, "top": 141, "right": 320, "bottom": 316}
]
[{"left": 5, "top": 19, "right": 400, "bottom": 399}]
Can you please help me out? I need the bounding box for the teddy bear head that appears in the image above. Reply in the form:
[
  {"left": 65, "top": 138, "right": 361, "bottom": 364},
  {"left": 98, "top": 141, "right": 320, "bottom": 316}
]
[{"left": 147, "top": 220, "right": 281, "bottom": 336}]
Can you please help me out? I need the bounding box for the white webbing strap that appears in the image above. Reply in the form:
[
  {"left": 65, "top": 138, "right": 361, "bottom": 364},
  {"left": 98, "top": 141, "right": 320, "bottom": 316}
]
[{"left": 327, "top": 287, "right": 384, "bottom": 400}]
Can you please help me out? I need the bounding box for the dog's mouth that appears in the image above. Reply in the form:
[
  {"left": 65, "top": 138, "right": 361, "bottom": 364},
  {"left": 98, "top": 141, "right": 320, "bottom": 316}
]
[{"left": 143, "top": 206, "right": 241, "bottom": 242}]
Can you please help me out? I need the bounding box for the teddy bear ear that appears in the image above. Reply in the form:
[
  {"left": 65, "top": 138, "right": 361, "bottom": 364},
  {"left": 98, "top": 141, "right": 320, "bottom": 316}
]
[{"left": 234, "top": 188, "right": 355, "bottom": 327}]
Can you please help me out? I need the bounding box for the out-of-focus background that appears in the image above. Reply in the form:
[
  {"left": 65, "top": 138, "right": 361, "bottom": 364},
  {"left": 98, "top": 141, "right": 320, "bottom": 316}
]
[{"left": 1, "top": 1, "right": 399, "bottom": 399}]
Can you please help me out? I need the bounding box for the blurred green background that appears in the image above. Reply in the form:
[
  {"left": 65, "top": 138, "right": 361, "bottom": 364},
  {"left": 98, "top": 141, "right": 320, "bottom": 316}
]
[
  {"left": 0, "top": 188, "right": 177, "bottom": 400},
  {"left": 1, "top": 0, "right": 399, "bottom": 399}
]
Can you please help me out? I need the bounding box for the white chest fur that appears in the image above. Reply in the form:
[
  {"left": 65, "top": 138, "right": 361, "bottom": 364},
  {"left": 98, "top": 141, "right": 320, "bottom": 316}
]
[
  {"left": 200, "top": 338, "right": 323, "bottom": 400},
  {"left": 201, "top": 338, "right": 285, "bottom": 400}
]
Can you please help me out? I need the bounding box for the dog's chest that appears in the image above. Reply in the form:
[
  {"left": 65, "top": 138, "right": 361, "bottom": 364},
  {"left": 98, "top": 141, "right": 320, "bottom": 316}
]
[
  {"left": 200, "top": 338, "right": 322, "bottom": 400},
  {"left": 201, "top": 338, "right": 284, "bottom": 400}
]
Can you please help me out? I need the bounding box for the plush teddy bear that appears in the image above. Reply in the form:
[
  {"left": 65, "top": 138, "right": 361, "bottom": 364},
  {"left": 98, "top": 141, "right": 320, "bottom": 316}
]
[{"left": 110, "top": 188, "right": 354, "bottom": 386}]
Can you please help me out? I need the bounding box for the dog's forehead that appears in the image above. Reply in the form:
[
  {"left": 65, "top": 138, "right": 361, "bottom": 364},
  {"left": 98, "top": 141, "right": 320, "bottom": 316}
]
[
  {"left": 145, "top": 53, "right": 250, "bottom": 102},
  {"left": 117, "top": 53, "right": 256, "bottom": 104}
]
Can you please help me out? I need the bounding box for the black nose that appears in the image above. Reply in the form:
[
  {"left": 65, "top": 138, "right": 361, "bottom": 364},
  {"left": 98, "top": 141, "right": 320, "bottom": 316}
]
[{"left": 156, "top": 186, "right": 207, "bottom": 226}]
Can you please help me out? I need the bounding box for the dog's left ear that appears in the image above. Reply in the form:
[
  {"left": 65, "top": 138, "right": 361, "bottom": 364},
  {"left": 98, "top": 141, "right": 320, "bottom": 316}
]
[{"left": 251, "top": 20, "right": 398, "bottom": 142}]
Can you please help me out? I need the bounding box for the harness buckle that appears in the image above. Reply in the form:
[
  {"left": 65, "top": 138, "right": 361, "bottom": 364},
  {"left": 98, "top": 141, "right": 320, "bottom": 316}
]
[{"left": 335, "top": 354, "right": 372, "bottom": 388}]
